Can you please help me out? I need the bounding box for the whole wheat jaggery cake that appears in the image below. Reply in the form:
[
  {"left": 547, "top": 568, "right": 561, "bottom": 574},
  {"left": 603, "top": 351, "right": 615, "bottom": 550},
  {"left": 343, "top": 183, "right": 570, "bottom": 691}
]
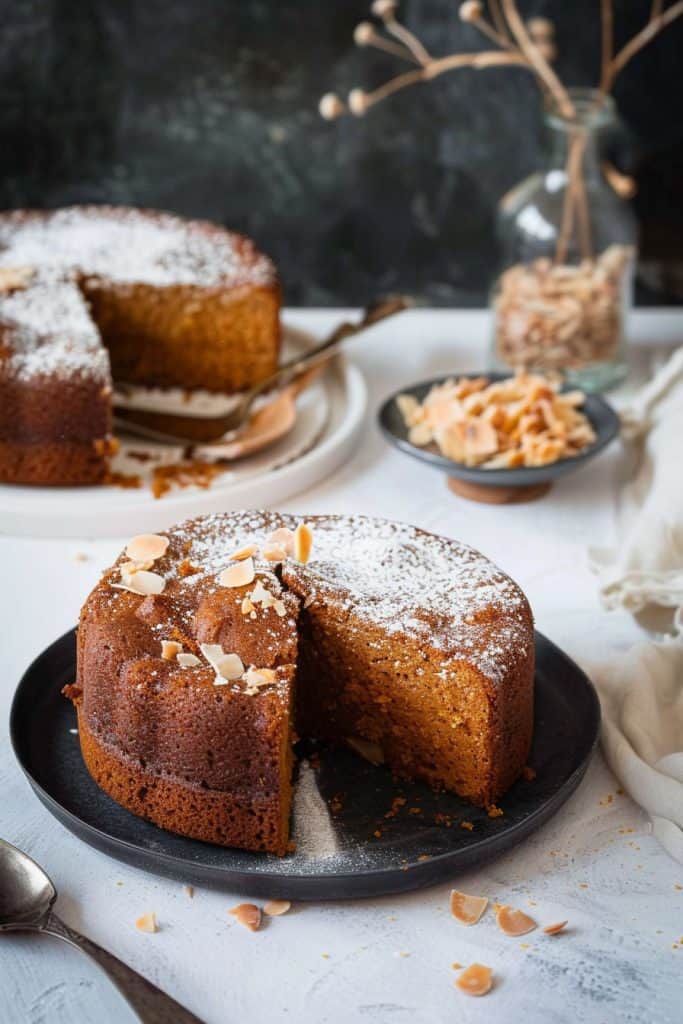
[
  {"left": 0, "top": 206, "right": 280, "bottom": 485},
  {"left": 65, "top": 512, "right": 535, "bottom": 855}
]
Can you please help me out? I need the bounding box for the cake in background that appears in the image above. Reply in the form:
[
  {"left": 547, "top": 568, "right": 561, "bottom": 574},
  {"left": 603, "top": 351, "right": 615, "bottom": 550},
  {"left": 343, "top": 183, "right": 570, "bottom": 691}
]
[{"left": 0, "top": 206, "right": 280, "bottom": 486}]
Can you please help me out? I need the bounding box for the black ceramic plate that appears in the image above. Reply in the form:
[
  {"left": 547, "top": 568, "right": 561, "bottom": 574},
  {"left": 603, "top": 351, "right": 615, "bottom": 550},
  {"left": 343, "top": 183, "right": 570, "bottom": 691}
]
[
  {"left": 378, "top": 372, "right": 620, "bottom": 489},
  {"left": 11, "top": 628, "right": 599, "bottom": 901}
]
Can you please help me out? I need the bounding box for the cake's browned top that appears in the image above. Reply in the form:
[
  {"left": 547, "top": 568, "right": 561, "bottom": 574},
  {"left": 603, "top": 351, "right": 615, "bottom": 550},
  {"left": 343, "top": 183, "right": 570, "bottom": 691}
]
[
  {"left": 0, "top": 206, "right": 276, "bottom": 289},
  {"left": 88, "top": 511, "right": 533, "bottom": 690}
]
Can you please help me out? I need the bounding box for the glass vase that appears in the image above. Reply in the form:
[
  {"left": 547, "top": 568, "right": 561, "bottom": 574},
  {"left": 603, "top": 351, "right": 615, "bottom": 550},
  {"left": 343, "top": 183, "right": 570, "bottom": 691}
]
[{"left": 490, "top": 88, "right": 638, "bottom": 392}]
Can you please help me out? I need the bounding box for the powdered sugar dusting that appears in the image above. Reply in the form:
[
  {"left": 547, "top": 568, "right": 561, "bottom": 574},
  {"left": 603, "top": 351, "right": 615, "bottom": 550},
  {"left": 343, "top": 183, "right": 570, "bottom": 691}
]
[
  {"left": 0, "top": 206, "right": 275, "bottom": 288},
  {"left": 159, "top": 511, "right": 532, "bottom": 685},
  {"left": 290, "top": 760, "right": 339, "bottom": 859},
  {"left": 0, "top": 269, "right": 109, "bottom": 383}
]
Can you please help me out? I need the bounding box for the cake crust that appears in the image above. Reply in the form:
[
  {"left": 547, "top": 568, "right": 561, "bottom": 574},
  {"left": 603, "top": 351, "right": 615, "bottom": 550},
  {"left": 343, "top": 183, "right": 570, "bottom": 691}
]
[{"left": 68, "top": 512, "right": 535, "bottom": 854}]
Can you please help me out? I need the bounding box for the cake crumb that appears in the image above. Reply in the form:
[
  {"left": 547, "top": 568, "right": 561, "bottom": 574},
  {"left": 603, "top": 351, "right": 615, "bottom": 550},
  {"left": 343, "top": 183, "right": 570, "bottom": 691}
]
[
  {"left": 385, "top": 796, "right": 407, "bottom": 819},
  {"left": 487, "top": 804, "right": 504, "bottom": 818},
  {"left": 460, "top": 820, "right": 474, "bottom": 831},
  {"left": 183, "top": 884, "right": 194, "bottom": 898}
]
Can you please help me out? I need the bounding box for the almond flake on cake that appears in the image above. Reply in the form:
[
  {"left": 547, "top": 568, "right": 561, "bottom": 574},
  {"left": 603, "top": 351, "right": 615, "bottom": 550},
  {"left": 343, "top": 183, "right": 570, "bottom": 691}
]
[
  {"left": 177, "top": 652, "right": 201, "bottom": 668},
  {"left": 219, "top": 557, "right": 255, "bottom": 588},
  {"left": 293, "top": 522, "right": 313, "bottom": 564},
  {"left": 228, "top": 543, "right": 259, "bottom": 561},
  {"left": 125, "top": 533, "right": 169, "bottom": 563},
  {"left": 161, "top": 640, "right": 183, "bottom": 660},
  {"left": 265, "top": 527, "right": 294, "bottom": 555},
  {"left": 112, "top": 569, "right": 166, "bottom": 596},
  {"left": 200, "top": 644, "right": 245, "bottom": 683}
]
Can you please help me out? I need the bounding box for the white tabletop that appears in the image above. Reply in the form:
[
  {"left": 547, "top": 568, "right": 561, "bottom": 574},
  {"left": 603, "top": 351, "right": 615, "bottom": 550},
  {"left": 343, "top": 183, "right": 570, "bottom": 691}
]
[{"left": 2, "top": 309, "right": 682, "bottom": 1024}]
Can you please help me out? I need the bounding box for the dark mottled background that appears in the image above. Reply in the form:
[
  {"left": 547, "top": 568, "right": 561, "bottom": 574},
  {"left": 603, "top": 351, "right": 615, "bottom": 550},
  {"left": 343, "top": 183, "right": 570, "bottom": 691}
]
[{"left": 0, "top": 0, "right": 681, "bottom": 305}]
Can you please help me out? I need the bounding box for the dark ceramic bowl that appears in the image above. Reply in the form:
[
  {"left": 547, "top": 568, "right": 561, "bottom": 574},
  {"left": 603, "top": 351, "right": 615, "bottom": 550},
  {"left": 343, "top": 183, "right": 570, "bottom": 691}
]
[{"left": 378, "top": 371, "right": 620, "bottom": 500}]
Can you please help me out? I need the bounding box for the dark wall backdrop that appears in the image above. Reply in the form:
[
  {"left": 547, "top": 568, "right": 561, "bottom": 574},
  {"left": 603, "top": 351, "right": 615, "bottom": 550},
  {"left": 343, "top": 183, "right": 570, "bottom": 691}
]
[{"left": 1, "top": 0, "right": 682, "bottom": 305}]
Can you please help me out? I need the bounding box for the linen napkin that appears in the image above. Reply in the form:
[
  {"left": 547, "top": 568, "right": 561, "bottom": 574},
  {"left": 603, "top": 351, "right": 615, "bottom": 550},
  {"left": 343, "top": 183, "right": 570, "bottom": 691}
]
[{"left": 589, "top": 346, "right": 683, "bottom": 862}]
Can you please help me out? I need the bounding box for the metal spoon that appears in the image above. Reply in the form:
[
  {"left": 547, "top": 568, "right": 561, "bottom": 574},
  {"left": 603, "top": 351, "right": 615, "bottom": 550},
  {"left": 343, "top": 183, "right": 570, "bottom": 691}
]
[
  {"left": 113, "top": 294, "right": 413, "bottom": 448},
  {"left": 0, "top": 838, "right": 203, "bottom": 1024}
]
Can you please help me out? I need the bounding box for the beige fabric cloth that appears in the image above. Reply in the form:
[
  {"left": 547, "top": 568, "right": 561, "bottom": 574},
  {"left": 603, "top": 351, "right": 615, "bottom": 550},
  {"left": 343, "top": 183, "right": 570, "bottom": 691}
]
[{"left": 589, "top": 346, "right": 683, "bottom": 861}]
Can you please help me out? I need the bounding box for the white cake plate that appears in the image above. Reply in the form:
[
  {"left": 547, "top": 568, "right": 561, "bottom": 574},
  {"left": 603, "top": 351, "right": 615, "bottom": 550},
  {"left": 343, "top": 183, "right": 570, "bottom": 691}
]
[{"left": 0, "top": 326, "right": 367, "bottom": 538}]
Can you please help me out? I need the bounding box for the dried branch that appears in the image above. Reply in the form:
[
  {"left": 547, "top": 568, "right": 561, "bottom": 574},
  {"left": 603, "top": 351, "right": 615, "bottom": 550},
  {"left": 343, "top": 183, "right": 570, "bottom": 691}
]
[
  {"left": 348, "top": 50, "right": 531, "bottom": 115},
  {"left": 461, "top": 3, "right": 514, "bottom": 50},
  {"left": 354, "top": 22, "right": 421, "bottom": 64},
  {"left": 488, "top": 0, "right": 511, "bottom": 42},
  {"left": 599, "top": 1, "right": 613, "bottom": 92},
  {"left": 500, "top": 0, "right": 574, "bottom": 116},
  {"left": 382, "top": 13, "right": 430, "bottom": 65},
  {"left": 423, "top": 50, "right": 529, "bottom": 80},
  {"left": 606, "top": 0, "right": 683, "bottom": 88}
]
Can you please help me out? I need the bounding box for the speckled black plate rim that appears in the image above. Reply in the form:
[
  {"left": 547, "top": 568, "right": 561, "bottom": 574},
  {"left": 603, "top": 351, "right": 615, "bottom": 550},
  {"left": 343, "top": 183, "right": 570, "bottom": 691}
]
[
  {"left": 10, "top": 627, "right": 600, "bottom": 901},
  {"left": 378, "top": 371, "right": 621, "bottom": 487}
]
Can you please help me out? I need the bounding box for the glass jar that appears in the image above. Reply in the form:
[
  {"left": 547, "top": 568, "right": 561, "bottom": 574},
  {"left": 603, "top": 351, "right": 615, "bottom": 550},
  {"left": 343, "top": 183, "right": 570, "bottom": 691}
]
[{"left": 490, "top": 88, "right": 638, "bottom": 391}]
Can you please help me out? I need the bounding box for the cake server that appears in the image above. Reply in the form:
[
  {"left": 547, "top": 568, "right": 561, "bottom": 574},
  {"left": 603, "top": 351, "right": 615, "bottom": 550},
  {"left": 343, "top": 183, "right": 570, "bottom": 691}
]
[
  {"left": 113, "top": 293, "right": 413, "bottom": 450},
  {"left": 0, "top": 838, "right": 204, "bottom": 1024}
]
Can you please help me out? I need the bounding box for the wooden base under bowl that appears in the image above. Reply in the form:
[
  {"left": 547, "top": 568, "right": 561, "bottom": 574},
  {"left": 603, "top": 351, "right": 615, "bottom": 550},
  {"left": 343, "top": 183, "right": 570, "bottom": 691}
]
[{"left": 447, "top": 477, "right": 552, "bottom": 504}]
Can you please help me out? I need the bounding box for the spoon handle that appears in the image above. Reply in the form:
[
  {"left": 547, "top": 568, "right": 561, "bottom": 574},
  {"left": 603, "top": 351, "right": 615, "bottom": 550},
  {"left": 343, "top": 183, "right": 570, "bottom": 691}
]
[{"left": 42, "top": 910, "right": 204, "bottom": 1024}]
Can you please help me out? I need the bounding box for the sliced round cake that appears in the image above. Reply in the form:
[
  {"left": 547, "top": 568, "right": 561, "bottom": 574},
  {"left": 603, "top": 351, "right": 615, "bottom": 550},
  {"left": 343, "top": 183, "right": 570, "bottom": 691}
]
[
  {"left": 0, "top": 206, "right": 280, "bottom": 485},
  {"left": 65, "top": 512, "right": 535, "bottom": 855}
]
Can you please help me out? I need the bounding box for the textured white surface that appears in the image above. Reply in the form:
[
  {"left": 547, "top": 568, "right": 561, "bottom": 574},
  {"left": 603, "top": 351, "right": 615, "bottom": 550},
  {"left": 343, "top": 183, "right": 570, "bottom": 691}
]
[{"left": 1, "top": 308, "right": 682, "bottom": 1024}]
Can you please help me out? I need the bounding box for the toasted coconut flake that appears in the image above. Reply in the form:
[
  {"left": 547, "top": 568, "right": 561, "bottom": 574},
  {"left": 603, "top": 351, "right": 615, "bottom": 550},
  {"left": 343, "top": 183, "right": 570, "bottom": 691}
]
[
  {"left": 230, "top": 903, "right": 262, "bottom": 931},
  {"left": 200, "top": 644, "right": 244, "bottom": 683},
  {"left": 543, "top": 920, "right": 568, "bottom": 935},
  {"left": 125, "top": 533, "right": 169, "bottom": 563},
  {"left": 219, "top": 557, "right": 255, "bottom": 588},
  {"left": 450, "top": 889, "right": 489, "bottom": 926},
  {"left": 264, "top": 899, "right": 291, "bottom": 917},
  {"left": 229, "top": 543, "right": 259, "bottom": 561},
  {"left": 161, "top": 640, "right": 182, "bottom": 661},
  {"left": 294, "top": 523, "right": 313, "bottom": 564},
  {"left": 112, "top": 570, "right": 166, "bottom": 596},
  {"left": 346, "top": 736, "right": 384, "bottom": 765},
  {"left": 135, "top": 912, "right": 158, "bottom": 933},
  {"left": 241, "top": 596, "right": 255, "bottom": 616},
  {"left": 455, "top": 963, "right": 492, "bottom": 997},
  {"left": 177, "top": 652, "right": 201, "bottom": 668},
  {"left": 266, "top": 528, "right": 295, "bottom": 555},
  {"left": 496, "top": 905, "right": 537, "bottom": 936}
]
